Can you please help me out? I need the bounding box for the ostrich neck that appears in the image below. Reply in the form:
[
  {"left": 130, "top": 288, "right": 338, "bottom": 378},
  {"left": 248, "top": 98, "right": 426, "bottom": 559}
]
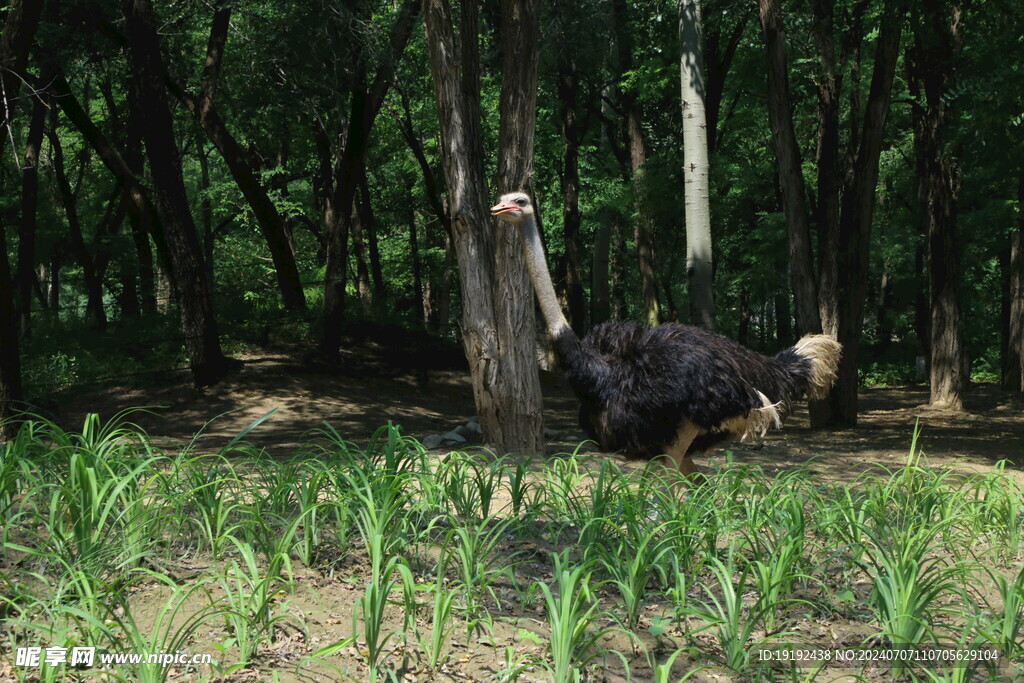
[
  {"left": 517, "top": 213, "right": 607, "bottom": 397},
  {"left": 517, "top": 214, "right": 572, "bottom": 339}
]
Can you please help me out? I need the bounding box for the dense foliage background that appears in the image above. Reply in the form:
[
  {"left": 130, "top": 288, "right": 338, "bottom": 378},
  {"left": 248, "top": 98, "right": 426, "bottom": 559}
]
[{"left": 1, "top": 0, "right": 1021, "bottom": 426}]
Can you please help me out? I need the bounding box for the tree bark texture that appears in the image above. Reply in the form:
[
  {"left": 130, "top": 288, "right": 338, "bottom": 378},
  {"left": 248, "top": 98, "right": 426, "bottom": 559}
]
[
  {"left": 1008, "top": 182, "right": 1024, "bottom": 392},
  {"left": 812, "top": 0, "right": 846, "bottom": 338},
  {"left": 493, "top": 0, "right": 546, "bottom": 455},
  {"left": 908, "top": 0, "right": 965, "bottom": 410},
  {"left": 613, "top": 0, "right": 660, "bottom": 327},
  {"left": 123, "top": 0, "right": 227, "bottom": 386},
  {"left": 351, "top": 199, "right": 374, "bottom": 313},
  {"left": 424, "top": 0, "right": 545, "bottom": 455},
  {"left": 759, "top": 0, "right": 821, "bottom": 339},
  {"left": 680, "top": 0, "right": 716, "bottom": 330},
  {"left": 828, "top": 0, "right": 905, "bottom": 425},
  {"left": 0, "top": 0, "right": 43, "bottom": 434},
  {"left": 557, "top": 57, "right": 588, "bottom": 335},
  {"left": 16, "top": 89, "right": 46, "bottom": 339},
  {"left": 759, "top": 0, "right": 833, "bottom": 427},
  {"left": 591, "top": 207, "right": 613, "bottom": 325}
]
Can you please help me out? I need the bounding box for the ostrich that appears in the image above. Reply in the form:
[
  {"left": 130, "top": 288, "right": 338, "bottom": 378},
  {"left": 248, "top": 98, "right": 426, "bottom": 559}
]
[{"left": 490, "top": 192, "right": 841, "bottom": 480}]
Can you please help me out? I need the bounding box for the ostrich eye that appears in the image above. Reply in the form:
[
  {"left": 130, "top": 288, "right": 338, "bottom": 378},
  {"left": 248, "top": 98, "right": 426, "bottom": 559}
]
[{"left": 516, "top": 198, "right": 528, "bottom": 207}]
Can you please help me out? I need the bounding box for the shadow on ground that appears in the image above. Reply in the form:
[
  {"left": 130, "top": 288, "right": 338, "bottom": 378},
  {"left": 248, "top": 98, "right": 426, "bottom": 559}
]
[{"left": 51, "top": 345, "right": 1024, "bottom": 485}]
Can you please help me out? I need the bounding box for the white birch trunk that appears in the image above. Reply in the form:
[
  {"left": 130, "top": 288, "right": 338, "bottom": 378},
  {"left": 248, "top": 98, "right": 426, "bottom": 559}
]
[{"left": 679, "top": 0, "right": 716, "bottom": 330}]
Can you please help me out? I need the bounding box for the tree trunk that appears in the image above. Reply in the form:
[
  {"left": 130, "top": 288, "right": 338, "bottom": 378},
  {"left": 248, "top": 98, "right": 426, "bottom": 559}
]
[
  {"left": 48, "top": 120, "right": 108, "bottom": 329},
  {"left": 680, "top": 0, "right": 716, "bottom": 330},
  {"left": 759, "top": 0, "right": 821, "bottom": 339},
  {"left": 876, "top": 267, "right": 894, "bottom": 354},
  {"left": 813, "top": 0, "right": 848, "bottom": 338},
  {"left": 0, "top": 222, "right": 23, "bottom": 436},
  {"left": 590, "top": 207, "right": 612, "bottom": 326},
  {"left": 435, "top": 230, "right": 454, "bottom": 336},
  {"left": 358, "top": 170, "right": 386, "bottom": 301},
  {"left": 908, "top": 0, "right": 964, "bottom": 410},
  {"left": 611, "top": 217, "right": 628, "bottom": 321},
  {"left": 321, "top": 0, "right": 419, "bottom": 357},
  {"left": 738, "top": 288, "right": 751, "bottom": 346},
  {"left": 124, "top": 0, "right": 227, "bottom": 386},
  {"left": 557, "top": 57, "right": 587, "bottom": 335},
  {"left": 408, "top": 200, "right": 426, "bottom": 329},
  {"left": 1008, "top": 180, "right": 1024, "bottom": 393},
  {"left": 613, "top": 0, "right": 660, "bottom": 327},
  {"left": 198, "top": 148, "right": 215, "bottom": 282},
  {"left": 16, "top": 88, "right": 46, "bottom": 339},
  {"left": 828, "top": 0, "right": 905, "bottom": 425},
  {"left": 48, "top": 249, "right": 61, "bottom": 311},
  {"left": 0, "top": 0, "right": 43, "bottom": 434},
  {"left": 424, "top": 0, "right": 544, "bottom": 455},
  {"left": 775, "top": 292, "right": 792, "bottom": 347},
  {"left": 494, "top": 0, "right": 545, "bottom": 455},
  {"left": 351, "top": 201, "right": 373, "bottom": 313},
  {"left": 760, "top": 0, "right": 833, "bottom": 427}
]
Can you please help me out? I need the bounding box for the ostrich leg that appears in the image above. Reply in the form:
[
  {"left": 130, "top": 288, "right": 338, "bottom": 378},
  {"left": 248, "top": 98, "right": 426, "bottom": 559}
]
[{"left": 661, "top": 421, "right": 703, "bottom": 488}]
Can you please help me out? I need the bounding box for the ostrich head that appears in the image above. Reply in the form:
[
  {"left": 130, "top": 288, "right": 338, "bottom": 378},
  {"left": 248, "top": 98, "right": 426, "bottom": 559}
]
[{"left": 490, "top": 192, "right": 533, "bottom": 224}]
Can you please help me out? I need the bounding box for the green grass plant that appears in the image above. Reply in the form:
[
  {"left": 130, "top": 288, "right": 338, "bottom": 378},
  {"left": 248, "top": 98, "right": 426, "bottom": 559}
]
[
  {"left": 539, "top": 551, "right": 627, "bottom": 682},
  {"left": 974, "top": 562, "right": 1024, "bottom": 661},
  {"left": 352, "top": 555, "right": 414, "bottom": 683},
  {"left": 216, "top": 537, "right": 297, "bottom": 667},
  {"left": 599, "top": 519, "right": 669, "bottom": 630},
  {"left": 686, "top": 553, "right": 792, "bottom": 674},
  {"left": 416, "top": 565, "right": 458, "bottom": 671},
  {"left": 446, "top": 514, "right": 519, "bottom": 617},
  {"left": 0, "top": 416, "right": 1021, "bottom": 681},
  {"left": 107, "top": 571, "right": 223, "bottom": 683}
]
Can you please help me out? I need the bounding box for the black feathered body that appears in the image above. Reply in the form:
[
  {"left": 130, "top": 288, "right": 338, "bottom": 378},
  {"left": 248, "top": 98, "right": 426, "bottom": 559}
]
[{"left": 552, "top": 321, "right": 814, "bottom": 459}]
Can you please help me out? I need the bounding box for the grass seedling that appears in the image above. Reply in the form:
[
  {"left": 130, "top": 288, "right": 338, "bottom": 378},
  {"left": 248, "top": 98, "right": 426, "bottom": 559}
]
[
  {"left": 217, "top": 537, "right": 296, "bottom": 666},
  {"left": 417, "top": 567, "right": 458, "bottom": 671},
  {"left": 182, "top": 455, "right": 243, "bottom": 560},
  {"left": 505, "top": 459, "right": 535, "bottom": 518},
  {"left": 352, "top": 555, "right": 414, "bottom": 683},
  {"left": 686, "top": 554, "right": 790, "bottom": 674},
  {"left": 289, "top": 467, "right": 332, "bottom": 566},
  {"left": 365, "top": 421, "right": 426, "bottom": 478},
  {"left": 345, "top": 466, "right": 411, "bottom": 577},
  {"left": 447, "top": 514, "right": 519, "bottom": 616},
  {"left": 107, "top": 571, "right": 224, "bottom": 683},
  {"left": 438, "top": 452, "right": 481, "bottom": 519},
  {"left": 975, "top": 563, "right": 1024, "bottom": 660},
  {"left": 539, "top": 551, "right": 626, "bottom": 682},
  {"left": 49, "top": 450, "right": 161, "bottom": 574},
  {"left": 600, "top": 520, "right": 669, "bottom": 630},
  {"left": 858, "top": 520, "right": 963, "bottom": 674}
]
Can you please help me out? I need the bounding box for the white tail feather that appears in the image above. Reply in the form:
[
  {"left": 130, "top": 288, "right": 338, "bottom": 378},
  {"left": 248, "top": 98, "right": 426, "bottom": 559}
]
[{"left": 742, "top": 390, "right": 784, "bottom": 441}]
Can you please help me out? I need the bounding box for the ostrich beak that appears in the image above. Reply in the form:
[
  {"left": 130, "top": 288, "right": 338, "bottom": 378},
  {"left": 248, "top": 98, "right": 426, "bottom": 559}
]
[{"left": 490, "top": 200, "right": 519, "bottom": 216}]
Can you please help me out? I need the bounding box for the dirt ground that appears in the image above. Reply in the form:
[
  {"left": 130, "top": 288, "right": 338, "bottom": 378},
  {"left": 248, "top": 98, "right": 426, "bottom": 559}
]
[{"left": 52, "top": 343, "right": 1024, "bottom": 482}]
